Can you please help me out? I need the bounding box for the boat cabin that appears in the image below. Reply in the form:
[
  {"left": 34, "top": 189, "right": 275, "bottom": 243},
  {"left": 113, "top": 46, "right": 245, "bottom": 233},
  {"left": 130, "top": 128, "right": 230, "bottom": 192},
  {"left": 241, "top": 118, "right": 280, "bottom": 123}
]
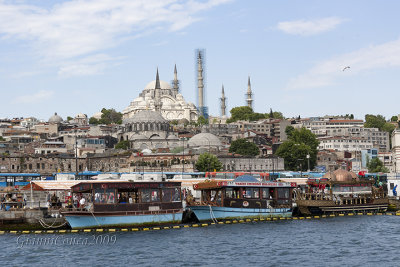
[
  {"left": 191, "top": 175, "right": 296, "bottom": 209},
  {"left": 69, "top": 181, "right": 182, "bottom": 213}
]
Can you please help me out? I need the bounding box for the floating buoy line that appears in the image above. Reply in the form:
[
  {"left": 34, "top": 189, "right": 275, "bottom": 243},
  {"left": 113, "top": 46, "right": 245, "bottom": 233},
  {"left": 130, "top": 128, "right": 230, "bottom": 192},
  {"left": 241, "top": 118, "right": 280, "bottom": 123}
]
[{"left": 1, "top": 212, "right": 399, "bottom": 235}]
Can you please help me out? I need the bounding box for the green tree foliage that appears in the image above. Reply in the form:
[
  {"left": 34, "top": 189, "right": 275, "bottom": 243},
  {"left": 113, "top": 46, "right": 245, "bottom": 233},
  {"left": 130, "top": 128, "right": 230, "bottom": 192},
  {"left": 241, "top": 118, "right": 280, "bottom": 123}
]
[
  {"left": 67, "top": 116, "right": 73, "bottom": 121},
  {"left": 198, "top": 115, "right": 208, "bottom": 125},
  {"left": 0, "top": 136, "right": 5, "bottom": 141},
  {"left": 367, "top": 157, "right": 389, "bottom": 173},
  {"left": 391, "top": 116, "right": 398, "bottom": 122},
  {"left": 229, "top": 138, "right": 259, "bottom": 157},
  {"left": 89, "top": 117, "right": 99, "bottom": 125},
  {"left": 227, "top": 106, "right": 255, "bottom": 122},
  {"left": 364, "top": 114, "right": 386, "bottom": 130},
  {"left": 195, "top": 153, "right": 223, "bottom": 172},
  {"left": 99, "top": 108, "right": 122, "bottom": 124},
  {"left": 285, "top": 125, "right": 295, "bottom": 139},
  {"left": 227, "top": 106, "right": 284, "bottom": 123},
  {"left": 115, "top": 140, "right": 130, "bottom": 150},
  {"left": 276, "top": 127, "right": 319, "bottom": 171},
  {"left": 365, "top": 114, "right": 396, "bottom": 135}
]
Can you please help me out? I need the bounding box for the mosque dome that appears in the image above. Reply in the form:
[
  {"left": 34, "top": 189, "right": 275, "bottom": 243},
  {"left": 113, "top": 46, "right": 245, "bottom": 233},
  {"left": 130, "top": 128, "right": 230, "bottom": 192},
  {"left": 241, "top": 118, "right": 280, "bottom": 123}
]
[
  {"left": 75, "top": 113, "right": 87, "bottom": 119},
  {"left": 144, "top": 80, "right": 172, "bottom": 90},
  {"left": 322, "top": 169, "right": 359, "bottom": 182},
  {"left": 48, "top": 112, "right": 63, "bottom": 123},
  {"left": 188, "top": 133, "right": 222, "bottom": 147},
  {"left": 92, "top": 112, "right": 103, "bottom": 120},
  {"left": 123, "top": 110, "right": 167, "bottom": 124}
]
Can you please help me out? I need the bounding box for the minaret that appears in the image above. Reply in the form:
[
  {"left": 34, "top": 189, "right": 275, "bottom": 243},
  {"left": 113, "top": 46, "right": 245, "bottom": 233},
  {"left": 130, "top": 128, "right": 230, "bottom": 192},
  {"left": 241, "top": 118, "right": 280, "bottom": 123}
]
[
  {"left": 172, "top": 64, "right": 179, "bottom": 96},
  {"left": 220, "top": 84, "right": 226, "bottom": 117},
  {"left": 246, "top": 76, "right": 253, "bottom": 109},
  {"left": 197, "top": 51, "right": 204, "bottom": 115},
  {"left": 154, "top": 68, "right": 162, "bottom": 112}
]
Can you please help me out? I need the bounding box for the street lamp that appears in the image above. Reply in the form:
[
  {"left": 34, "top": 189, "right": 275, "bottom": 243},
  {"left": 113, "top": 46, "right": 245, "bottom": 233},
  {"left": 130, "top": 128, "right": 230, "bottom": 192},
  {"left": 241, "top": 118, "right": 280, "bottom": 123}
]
[{"left": 306, "top": 154, "right": 310, "bottom": 172}]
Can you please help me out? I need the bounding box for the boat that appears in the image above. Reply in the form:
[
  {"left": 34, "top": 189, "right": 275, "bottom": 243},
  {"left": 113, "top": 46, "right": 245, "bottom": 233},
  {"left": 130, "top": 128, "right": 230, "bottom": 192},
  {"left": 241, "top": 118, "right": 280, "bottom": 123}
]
[
  {"left": 61, "top": 180, "right": 183, "bottom": 229},
  {"left": 186, "top": 175, "right": 297, "bottom": 222},
  {"left": 295, "top": 169, "right": 388, "bottom": 215}
]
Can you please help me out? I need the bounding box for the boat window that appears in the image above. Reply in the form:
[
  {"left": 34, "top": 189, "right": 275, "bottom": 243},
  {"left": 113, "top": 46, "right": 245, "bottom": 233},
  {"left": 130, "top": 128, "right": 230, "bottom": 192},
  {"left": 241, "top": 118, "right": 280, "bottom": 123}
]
[
  {"left": 94, "top": 189, "right": 115, "bottom": 204},
  {"left": 150, "top": 189, "right": 160, "bottom": 202},
  {"left": 225, "top": 188, "right": 233, "bottom": 198},
  {"left": 262, "top": 188, "right": 270, "bottom": 199},
  {"left": 244, "top": 188, "right": 253, "bottom": 198},
  {"left": 141, "top": 189, "right": 151, "bottom": 203},
  {"left": 277, "top": 188, "right": 289, "bottom": 199},
  {"left": 252, "top": 188, "right": 260, "bottom": 198}
]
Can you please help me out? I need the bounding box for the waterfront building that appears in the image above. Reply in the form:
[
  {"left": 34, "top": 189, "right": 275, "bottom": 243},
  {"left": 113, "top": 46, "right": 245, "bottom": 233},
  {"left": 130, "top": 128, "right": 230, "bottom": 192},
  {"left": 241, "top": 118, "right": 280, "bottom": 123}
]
[
  {"left": 318, "top": 136, "right": 373, "bottom": 152},
  {"left": 122, "top": 67, "right": 198, "bottom": 121}
]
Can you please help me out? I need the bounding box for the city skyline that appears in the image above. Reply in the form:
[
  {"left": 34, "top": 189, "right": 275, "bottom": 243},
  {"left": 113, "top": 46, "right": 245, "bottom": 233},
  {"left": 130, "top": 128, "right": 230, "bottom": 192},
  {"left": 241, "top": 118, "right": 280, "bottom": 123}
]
[{"left": 1, "top": 0, "right": 400, "bottom": 121}]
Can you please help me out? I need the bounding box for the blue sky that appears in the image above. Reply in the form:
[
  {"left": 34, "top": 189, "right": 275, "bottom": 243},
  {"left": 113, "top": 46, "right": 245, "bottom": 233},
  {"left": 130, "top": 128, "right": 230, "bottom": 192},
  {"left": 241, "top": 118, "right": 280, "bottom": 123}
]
[{"left": 1, "top": 0, "right": 400, "bottom": 121}]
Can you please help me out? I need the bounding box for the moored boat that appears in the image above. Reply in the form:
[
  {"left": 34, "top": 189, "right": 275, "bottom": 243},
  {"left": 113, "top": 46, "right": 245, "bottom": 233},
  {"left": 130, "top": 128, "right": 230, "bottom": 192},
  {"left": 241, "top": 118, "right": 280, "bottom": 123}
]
[
  {"left": 295, "top": 169, "right": 388, "bottom": 215},
  {"left": 61, "top": 180, "right": 183, "bottom": 229},
  {"left": 186, "top": 175, "right": 297, "bottom": 222}
]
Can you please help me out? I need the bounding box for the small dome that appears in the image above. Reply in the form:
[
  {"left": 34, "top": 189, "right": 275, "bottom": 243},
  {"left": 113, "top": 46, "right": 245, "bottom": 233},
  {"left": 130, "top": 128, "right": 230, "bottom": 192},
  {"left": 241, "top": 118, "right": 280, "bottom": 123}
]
[
  {"left": 75, "top": 113, "right": 87, "bottom": 119},
  {"left": 92, "top": 112, "right": 103, "bottom": 120},
  {"left": 48, "top": 112, "right": 63, "bottom": 123},
  {"left": 188, "top": 133, "right": 222, "bottom": 147},
  {"left": 323, "top": 169, "right": 358, "bottom": 182},
  {"left": 142, "top": 148, "right": 152, "bottom": 155},
  {"left": 123, "top": 110, "right": 167, "bottom": 124},
  {"left": 144, "top": 80, "right": 172, "bottom": 90},
  {"left": 130, "top": 133, "right": 147, "bottom": 140},
  {"left": 167, "top": 134, "right": 178, "bottom": 140}
]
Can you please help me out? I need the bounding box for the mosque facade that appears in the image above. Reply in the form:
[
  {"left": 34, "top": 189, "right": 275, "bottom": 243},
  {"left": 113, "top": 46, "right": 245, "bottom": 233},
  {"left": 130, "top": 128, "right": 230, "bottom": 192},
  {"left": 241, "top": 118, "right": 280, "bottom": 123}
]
[{"left": 122, "top": 66, "right": 198, "bottom": 122}]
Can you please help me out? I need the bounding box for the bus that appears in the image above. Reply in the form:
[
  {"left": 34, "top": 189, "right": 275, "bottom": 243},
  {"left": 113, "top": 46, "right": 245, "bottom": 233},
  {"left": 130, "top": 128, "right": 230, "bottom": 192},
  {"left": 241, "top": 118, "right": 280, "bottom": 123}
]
[{"left": 0, "top": 173, "right": 42, "bottom": 188}]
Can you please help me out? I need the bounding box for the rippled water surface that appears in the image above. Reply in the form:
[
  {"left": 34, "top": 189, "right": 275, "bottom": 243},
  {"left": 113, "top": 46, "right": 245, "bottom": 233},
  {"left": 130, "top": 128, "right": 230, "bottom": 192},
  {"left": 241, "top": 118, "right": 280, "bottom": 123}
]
[{"left": 1, "top": 216, "right": 399, "bottom": 266}]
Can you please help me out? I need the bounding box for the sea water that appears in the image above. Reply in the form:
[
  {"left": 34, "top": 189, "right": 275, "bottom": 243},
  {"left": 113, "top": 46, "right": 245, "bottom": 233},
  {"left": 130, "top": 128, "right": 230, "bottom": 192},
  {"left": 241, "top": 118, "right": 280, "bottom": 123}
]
[{"left": 1, "top": 216, "right": 399, "bottom": 266}]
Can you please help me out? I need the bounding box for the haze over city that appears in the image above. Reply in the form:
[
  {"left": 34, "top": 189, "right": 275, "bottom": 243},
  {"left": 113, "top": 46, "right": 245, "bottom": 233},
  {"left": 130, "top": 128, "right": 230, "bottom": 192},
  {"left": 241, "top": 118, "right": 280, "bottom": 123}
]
[{"left": 1, "top": 0, "right": 400, "bottom": 120}]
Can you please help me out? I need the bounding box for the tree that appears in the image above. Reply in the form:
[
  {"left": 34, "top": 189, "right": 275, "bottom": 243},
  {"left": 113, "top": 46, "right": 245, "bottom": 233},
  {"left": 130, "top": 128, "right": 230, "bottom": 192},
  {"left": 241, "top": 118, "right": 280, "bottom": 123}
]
[
  {"left": 364, "top": 114, "right": 386, "bottom": 130},
  {"left": 67, "top": 116, "right": 73, "bottom": 121},
  {"left": 99, "top": 108, "right": 123, "bottom": 125},
  {"left": 229, "top": 138, "right": 259, "bottom": 157},
  {"left": 198, "top": 115, "right": 208, "bottom": 125},
  {"left": 227, "top": 106, "right": 255, "bottom": 122},
  {"left": 0, "top": 136, "right": 5, "bottom": 141},
  {"left": 195, "top": 153, "right": 223, "bottom": 172},
  {"left": 275, "top": 127, "right": 319, "bottom": 171},
  {"left": 367, "top": 157, "right": 389, "bottom": 173},
  {"left": 285, "top": 125, "right": 295, "bottom": 139},
  {"left": 89, "top": 117, "right": 99, "bottom": 125},
  {"left": 391, "top": 115, "right": 398, "bottom": 122},
  {"left": 115, "top": 140, "right": 130, "bottom": 150}
]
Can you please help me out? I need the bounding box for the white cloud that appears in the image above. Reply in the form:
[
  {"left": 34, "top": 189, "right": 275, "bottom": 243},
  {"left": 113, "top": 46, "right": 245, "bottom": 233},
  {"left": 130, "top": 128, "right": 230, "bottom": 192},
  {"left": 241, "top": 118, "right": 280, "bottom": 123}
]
[
  {"left": 286, "top": 38, "right": 400, "bottom": 90},
  {"left": 0, "top": 0, "right": 231, "bottom": 76},
  {"left": 277, "top": 17, "right": 345, "bottom": 36},
  {"left": 13, "top": 90, "right": 54, "bottom": 104}
]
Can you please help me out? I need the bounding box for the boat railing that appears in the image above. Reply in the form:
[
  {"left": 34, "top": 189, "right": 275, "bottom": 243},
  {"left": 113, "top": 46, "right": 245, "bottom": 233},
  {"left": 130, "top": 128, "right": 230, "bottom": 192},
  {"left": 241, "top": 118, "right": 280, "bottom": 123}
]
[{"left": 297, "top": 192, "right": 387, "bottom": 204}]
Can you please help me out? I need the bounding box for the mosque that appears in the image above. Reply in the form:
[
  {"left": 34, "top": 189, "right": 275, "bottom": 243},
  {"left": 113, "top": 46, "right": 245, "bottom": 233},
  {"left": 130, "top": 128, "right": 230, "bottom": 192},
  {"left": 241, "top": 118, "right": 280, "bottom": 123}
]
[{"left": 122, "top": 66, "right": 199, "bottom": 122}]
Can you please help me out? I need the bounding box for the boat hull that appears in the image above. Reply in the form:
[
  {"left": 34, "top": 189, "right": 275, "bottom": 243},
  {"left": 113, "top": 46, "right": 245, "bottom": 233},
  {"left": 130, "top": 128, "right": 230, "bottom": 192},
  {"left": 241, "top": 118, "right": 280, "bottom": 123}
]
[
  {"left": 296, "top": 199, "right": 388, "bottom": 215},
  {"left": 187, "top": 205, "right": 292, "bottom": 222},
  {"left": 63, "top": 211, "right": 183, "bottom": 229}
]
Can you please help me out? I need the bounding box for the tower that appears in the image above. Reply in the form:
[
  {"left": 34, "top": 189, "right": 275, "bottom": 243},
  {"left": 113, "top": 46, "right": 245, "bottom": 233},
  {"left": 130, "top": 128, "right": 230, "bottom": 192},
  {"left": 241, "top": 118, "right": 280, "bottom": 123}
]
[
  {"left": 154, "top": 68, "right": 162, "bottom": 112},
  {"left": 197, "top": 51, "right": 204, "bottom": 114},
  {"left": 246, "top": 76, "right": 253, "bottom": 109},
  {"left": 220, "top": 84, "right": 227, "bottom": 117},
  {"left": 172, "top": 64, "right": 179, "bottom": 96}
]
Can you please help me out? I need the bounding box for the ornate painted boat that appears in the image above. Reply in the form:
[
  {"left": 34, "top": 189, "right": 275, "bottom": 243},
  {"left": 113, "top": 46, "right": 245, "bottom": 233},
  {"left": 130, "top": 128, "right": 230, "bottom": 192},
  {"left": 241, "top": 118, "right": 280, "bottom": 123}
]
[
  {"left": 186, "top": 175, "right": 297, "bottom": 222},
  {"left": 295, "top": 169, "right": 388, "bottom": 215},
  {"left": 61, "top": 181, "right": 183, "bottom": 229}
]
